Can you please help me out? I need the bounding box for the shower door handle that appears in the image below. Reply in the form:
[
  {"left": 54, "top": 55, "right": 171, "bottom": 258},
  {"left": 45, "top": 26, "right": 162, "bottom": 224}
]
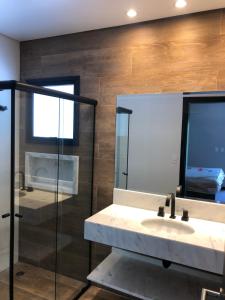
[
  {"left": 0, "top": 105, "right": 7, "bottom": 112},
  {"left": 15, "top": 213, "right": 23, "bottom": 218},
  {"left": 2, "top": 213, "right": 10, "bottom": 219}
]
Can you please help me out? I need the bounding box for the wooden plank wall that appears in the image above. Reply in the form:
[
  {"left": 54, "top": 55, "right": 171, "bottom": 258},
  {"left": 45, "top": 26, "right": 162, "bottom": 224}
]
[{"left": 20, "top": 9, "right": 225, "bottom": 266}]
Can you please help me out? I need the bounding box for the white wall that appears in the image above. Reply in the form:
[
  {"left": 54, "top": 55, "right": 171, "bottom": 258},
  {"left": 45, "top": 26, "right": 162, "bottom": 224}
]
[
  {"left": 0, "top": 34, "right": 20, "bottom": 272},
  {"left": 0, "top": 34, "right": 20, "bottom": 80},
  {"left": 117, "top": 94, "right": 183, "bottom": 195}
]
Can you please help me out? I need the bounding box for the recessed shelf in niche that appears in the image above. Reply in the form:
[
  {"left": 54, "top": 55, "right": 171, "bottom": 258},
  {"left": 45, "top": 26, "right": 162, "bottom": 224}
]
[{"left": 25, "top": 152, "right": 79, "bottom": 194}]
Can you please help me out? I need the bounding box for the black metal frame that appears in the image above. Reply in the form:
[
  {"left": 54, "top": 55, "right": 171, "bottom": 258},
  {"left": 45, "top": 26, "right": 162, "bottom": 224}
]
[
  {"left": 27, "top": 76, "right": 81, "bottom": 94},
  {"left": 0, "top": 81, "right": 97, "bottom": 105},
  {"left": 0, "top": 80, "right": 97, "bottom": 300},
  {"left": 125, "top": 114, "right": 131, "bottom": 190},
  {"left": 26, "top": 77, "right": 80, "bottom": 146},
  {"left": 10, "top": 89, "right": 15, "bottom": 300},
  {"left": 116, "top": 107, "right": 133, "bottom": 115},
  {"left": 179, "top": 95, "right": 225, "bottom": 198}
]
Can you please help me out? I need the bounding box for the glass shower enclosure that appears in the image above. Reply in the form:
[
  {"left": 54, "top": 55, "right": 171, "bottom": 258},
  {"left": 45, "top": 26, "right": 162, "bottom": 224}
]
[{"left": 0, "top": 81, "right": 97, "bottom": 300}]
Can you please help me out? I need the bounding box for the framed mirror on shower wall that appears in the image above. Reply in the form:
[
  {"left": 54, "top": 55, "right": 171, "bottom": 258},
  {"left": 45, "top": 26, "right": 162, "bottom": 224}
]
[{"left": 115, "top": 92, "right": 225, "bottom": 205}]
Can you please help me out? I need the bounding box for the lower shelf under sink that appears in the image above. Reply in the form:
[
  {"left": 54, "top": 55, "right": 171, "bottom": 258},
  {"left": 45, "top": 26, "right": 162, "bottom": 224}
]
[{"left": 87, "top": 250, "right": 221, "bottom": 300}]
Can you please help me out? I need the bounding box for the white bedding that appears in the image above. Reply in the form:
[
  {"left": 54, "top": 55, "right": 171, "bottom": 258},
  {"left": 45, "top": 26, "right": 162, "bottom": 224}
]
[{"left": 186, "top": 167, "right": 225, "bottom": 194}]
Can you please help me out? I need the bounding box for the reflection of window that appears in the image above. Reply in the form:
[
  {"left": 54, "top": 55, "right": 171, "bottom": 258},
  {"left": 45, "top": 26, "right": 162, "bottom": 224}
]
[
  {"left": 27, "top": 77, "right": 80, "bottom": 145},
  {"left": 33, "top": 85, "right": 74, "bottom": 139}
]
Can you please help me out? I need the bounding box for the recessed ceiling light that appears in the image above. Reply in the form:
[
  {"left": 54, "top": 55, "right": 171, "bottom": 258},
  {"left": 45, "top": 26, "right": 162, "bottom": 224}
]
[
  {"left": 127, "top": 9, "right": 137, "bottom": 18},
  {"left": 175, "top": 0, "right": 187, "bottom": 8}
]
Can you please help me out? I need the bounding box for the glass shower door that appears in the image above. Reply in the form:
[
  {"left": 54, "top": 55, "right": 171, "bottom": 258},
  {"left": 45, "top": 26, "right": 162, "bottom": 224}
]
[
  {"left": 12, "top": 90, "right": 60, "bottom": 300},
  {"left": 56, "top": 99, "right": 95, "bottom": 299},
  {"left": 0, "top": 89, "right": 12, "bottom": 300}
]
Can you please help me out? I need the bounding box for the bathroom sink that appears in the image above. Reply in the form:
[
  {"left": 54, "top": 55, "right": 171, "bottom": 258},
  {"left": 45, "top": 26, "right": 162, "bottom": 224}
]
[{"left": 141, "top": 218, "right": 195, "bottom": 235}]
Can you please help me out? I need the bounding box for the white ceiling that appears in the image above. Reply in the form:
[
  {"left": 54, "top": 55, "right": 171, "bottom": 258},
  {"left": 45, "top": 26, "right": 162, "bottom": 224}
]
[{"left": 0, "top": 0, "right": 225, "bottom": 41}]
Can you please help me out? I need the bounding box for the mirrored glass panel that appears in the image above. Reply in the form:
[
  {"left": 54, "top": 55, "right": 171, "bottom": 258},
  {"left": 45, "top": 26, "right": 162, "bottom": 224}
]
[
  {"left": 116, "top": 93, "right": 183, "bottom": 195},
  {"left": 115, "top": 93, "right": 225, "bottom": 204},
  {"left": 182, "top": 100, "right": 225, "bottom": 204}
]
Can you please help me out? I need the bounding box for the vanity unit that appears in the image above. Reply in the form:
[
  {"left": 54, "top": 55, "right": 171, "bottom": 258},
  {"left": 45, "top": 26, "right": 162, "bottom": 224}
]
[
  {"left": 84, "top": 189, "right": 225, "bottom": 299},
  {"left": 85, "top": 200, "right": 225, "bottom": 274},
  {"left": 85, "top": 92, "right": 225, "bottom": 299}
]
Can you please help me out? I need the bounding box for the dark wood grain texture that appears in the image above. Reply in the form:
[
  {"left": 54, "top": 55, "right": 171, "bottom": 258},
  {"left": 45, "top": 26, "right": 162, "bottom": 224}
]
[
  {"left": 79, "top": 286, "right": 129, "bottom": 300},
  {"left": 0, "top": 263, "right": 86, "bottom": 300}
]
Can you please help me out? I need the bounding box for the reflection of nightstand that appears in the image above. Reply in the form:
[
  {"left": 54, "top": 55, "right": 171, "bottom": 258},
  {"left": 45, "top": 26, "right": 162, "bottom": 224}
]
[{"left": 25, "top": 152, "right": 79, "bottom": 194}]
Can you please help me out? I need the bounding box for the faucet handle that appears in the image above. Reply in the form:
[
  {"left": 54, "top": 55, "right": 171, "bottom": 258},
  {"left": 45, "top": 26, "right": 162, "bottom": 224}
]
[
  {"left": 181, "top": 210, "right": 189, "bottom": 222},
  {"left": 157, "top": 206, "right": 165, "bottom": 217}
]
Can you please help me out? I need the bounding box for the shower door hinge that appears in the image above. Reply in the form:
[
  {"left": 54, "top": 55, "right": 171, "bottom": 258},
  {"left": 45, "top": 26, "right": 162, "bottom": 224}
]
[
  {"left": 1, "top": 213, "right": 10, "bottom": 219},
  {"left": 15, "top": 213, "right": 23, "bottom": 218},
  {"left": 0, "top": 105, "right": 7, "bottom": 111}
]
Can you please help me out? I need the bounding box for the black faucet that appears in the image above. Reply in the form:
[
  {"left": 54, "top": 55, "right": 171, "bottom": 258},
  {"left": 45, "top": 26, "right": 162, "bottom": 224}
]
[{"left": 165, "top": 193, "right": 176, "bottom": 219}]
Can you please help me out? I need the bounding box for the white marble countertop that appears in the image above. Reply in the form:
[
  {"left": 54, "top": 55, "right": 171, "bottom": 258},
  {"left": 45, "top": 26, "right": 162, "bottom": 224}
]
[{"left": 84, "top": 204, "right": 225, "bottom": 274}]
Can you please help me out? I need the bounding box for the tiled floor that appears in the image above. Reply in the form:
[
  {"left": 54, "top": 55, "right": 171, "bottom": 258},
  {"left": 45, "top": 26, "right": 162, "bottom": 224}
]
[{"left": 0, "top": 262, "right": 86, "bottom": 300}]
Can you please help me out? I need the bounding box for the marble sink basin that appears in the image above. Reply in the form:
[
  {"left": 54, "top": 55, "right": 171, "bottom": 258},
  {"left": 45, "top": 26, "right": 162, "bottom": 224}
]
[
  {"left": 84, "top": 204, "right": 225, "bottom": 274},
  {"left": 141, "top": 218, "right": 195, "bottom": 235}
]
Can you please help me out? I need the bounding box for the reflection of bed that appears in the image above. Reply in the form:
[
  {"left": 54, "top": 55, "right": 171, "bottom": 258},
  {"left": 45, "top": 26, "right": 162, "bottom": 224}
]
[{"left": 185, "top": 167, "right": 225, "bottom": 200}]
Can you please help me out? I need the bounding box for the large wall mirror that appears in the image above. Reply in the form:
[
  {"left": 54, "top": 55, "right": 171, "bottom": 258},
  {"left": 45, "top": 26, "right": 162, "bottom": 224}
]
[{"left": 115, "top": 92, "right": 225, "bottom": 204}]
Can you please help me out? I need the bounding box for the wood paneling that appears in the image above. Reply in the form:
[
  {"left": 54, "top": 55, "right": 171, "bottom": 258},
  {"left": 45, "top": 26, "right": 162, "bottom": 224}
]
[
  {"left": 79, "top": 286, "right": 129, "bottom": 300},
  {"left": 21, "top": 8, "right": 225, "bottom": 266},
  {"left": 0, "top": 263, "right": 85, "bottom": 300}
]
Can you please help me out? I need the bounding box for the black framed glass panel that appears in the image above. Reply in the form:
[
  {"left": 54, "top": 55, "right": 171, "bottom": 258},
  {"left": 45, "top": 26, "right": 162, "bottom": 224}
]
[{"left": 0, "top": 89, "right": 12, "bottom": 300}]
